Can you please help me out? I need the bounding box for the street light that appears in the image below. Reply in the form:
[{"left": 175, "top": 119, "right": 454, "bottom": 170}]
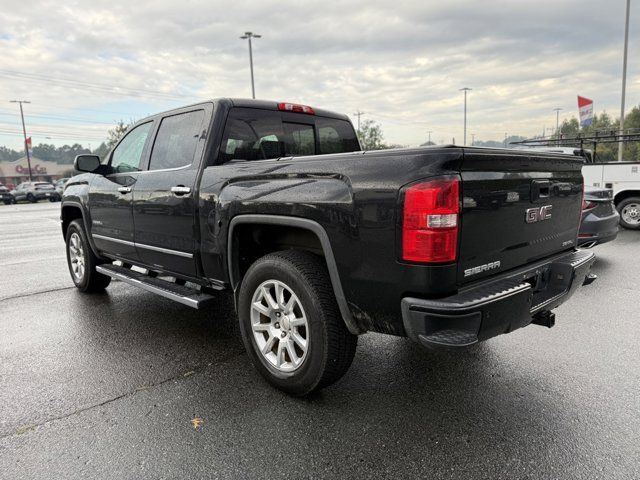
[
  {"left": 618, "top": 0, "right": 631, "bottom": 161},
  {"left": 460, "top": 88, "right": 472, "bottom": 146},
  {"left": 553, "top": 107, "right": 563, "bottom": 145},
  {"left": 10, "top": 100, "right": 33, "bottom": 181},
  {"left": 240, "top": 31, "right": 261, "bottom": 99}
]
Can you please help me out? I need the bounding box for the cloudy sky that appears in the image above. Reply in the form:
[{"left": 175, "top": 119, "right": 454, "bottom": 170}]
[{"left": 0, "top": 0, "right": 638, "bottom": 150}]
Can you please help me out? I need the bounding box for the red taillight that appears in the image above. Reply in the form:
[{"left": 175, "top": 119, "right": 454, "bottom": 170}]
[
  {"left": 277, "top": 102, "right": 315, "bottom": 115},
  {"left": 582, "top": 199, "right": 596, "bottom": 211},
  {"left": 402, "top": 176, "right": 460, "bottom": 263}
]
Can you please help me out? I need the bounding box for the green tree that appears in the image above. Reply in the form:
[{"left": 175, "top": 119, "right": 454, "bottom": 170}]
[
  {"left": 32, "top": 143, "right": 59, "bottom": 162},
  {"left": 621, "top": 105, "right": 640, "bottom": 161},
  {"left": 107, "top": 121, "right": 129, "bottom": 149},
  {"left": 357, "top": 119, "right": 405, "bottom": 150},
  {"left": 93, "top": 142, "right": 110, "bottom": 159},
  {"left": 0, "top": 146, "right": 21, "bottom": 161},
  {"left": 358, "top": 119, "right": 386, "bottom": 150}
]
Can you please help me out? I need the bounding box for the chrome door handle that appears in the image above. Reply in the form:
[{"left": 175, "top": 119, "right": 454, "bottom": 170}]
[
  {"left": 117, "top": 186, "right": 132, "bottom": 194},
  {"left": 171, "top": 186, "right": 191, "bottom": 195}
]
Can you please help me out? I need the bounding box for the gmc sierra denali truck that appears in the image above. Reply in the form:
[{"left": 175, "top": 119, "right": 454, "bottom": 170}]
[{"left": 61, "top": 98, "right": 596, "bottom": 395}]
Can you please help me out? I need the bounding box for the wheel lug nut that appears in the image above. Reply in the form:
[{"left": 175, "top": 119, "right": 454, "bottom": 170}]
[
  {"left": 274, "top": 322, "right": 280, "bottom": 329},
  {"left": 276, "top": 312, "right": 281, "bottom": 317}
]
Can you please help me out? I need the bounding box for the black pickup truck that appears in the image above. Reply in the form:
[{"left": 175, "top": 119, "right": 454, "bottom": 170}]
[{"left": 62, "top": 98, "right": 596, "bottom": 395}]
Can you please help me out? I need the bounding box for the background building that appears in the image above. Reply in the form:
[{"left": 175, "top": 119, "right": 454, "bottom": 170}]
[{"left": 0, "top": 157, "right": 74, "bottom": 188}]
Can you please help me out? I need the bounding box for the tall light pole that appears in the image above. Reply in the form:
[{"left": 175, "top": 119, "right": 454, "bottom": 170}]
[
  {"left": 460, "top": 87, "right": 472, "bottom": 146},
  {"left": 618, "top": 0, "right": 631, "bottom": 161},
  {"left": 471, "top": 133, "right": 475, "bottom": 146},
  {"left": 553, "top": 107, "right": 562, "bottom": 146},
  {"left": 10, "top": 100, "right": 32, "bottom": 181},
  {"left": 240, "top": 31, "right": 261, "bottom": 99},
  {"left": 426, "top": 130, "right": 432, "bottom": 144}
]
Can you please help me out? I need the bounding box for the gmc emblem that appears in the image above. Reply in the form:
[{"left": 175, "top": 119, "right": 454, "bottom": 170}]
[{"left": 525, "top": 205, "right": 553, "bottom": 223}]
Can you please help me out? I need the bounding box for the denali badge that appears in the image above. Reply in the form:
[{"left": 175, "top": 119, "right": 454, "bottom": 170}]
[
  {"left": 464, "top": 261, "right": 501, "bottom": 277},
  {"left": 525, "top": 205, "right": 553, "bottom": 224}
]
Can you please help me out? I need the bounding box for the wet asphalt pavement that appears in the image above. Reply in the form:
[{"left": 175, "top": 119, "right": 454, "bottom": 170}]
[{"left": 0, "top": 202, "right": 638, "bottom": 479}]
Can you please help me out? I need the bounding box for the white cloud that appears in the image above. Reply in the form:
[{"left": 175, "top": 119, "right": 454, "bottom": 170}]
[{"left": 0, "top": 0, "right": 637, "bottom": 149}]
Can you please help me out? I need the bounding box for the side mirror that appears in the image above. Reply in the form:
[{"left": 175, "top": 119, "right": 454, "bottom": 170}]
[{"left": 74, "top": 155, "right": 101, "bottom": 173}]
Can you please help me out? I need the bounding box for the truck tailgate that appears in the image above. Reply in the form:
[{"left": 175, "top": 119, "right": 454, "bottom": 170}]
[{"left": 458, "top": 149, "right": 584, "bottom": 285}]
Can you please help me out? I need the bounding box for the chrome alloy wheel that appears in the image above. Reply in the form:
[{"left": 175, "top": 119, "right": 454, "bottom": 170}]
[
  {"left": 621, "top": 203, "right": 640, "bottom": 225},
  {"left": 68, "top": 232, "right": 86, "bottom": 281},
  {"left": 250, "top": 279, "right": 309, "bottom": 373}
]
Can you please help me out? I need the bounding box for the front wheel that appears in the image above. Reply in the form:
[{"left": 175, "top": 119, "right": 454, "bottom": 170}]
[
  {"left": 617, "top": 197, "right": 640, "bottom": 230},
  {"left": 238, "top": 250, "right": 357, "bottom": 396},
  {"left": 65, "top": 219, "right": 111, "bottom": 292},
  {"left": 27, "top": 193, "right": 37, "bottom": 203}
]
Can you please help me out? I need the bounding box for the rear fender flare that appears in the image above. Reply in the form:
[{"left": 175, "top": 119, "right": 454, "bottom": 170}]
[{"left": 227, "top": 214, "right": 361, "bottom": 335}]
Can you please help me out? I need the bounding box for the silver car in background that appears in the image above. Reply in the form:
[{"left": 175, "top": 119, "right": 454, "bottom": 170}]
[{"left": 10, "top": 182, "right": 61, "bottom": 203}]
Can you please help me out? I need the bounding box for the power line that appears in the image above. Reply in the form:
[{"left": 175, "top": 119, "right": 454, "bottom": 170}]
[
  {"left": 0, "top": 131, "right": 107, "bottom": 142},
  {"left": 0, "top": 121, "right": 109, "bottom": 135},
  {"left": 0, "top": 111, "right": 114, "bottom": 125},
  {"left": 0, "top": 69, "right": 201, "bottom": 102}
]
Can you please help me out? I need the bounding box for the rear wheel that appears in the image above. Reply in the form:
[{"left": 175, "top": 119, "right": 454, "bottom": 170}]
[
  {"left": 3, "top": 200, "right": 10, "bottom": 205},
  {"left": 617, "top": 197, "right": 640, "bottom": 230},
  {"left": 238, "top": 250, "right": 357, "bottom": 396},
  {"left": 65, "top": 219, "right": 111, "bottom": 292}
]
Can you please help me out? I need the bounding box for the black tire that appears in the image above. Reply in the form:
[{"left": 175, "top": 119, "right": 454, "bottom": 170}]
[
  {"left": 238, "top": 250, "right": 357, "bottom": 396},
  {"left": 617, "top": 197, "right": 640, "bottom": 230},
  {"left": 26, "top": 193, "right": 37, "bottom": 203},
  {"left": 3, "top": 200, "right": 10, "bottom": 205},
  {"left": 65, "top": 219, "right": 111, "bottom": 292}
]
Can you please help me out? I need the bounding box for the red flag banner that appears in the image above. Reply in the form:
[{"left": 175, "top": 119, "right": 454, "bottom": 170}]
[{"left": 577, "top": 96, "right": 593, "bottom": 126}]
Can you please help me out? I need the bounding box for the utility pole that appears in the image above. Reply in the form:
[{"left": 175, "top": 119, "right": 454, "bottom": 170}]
[
  {"left": 10, "top": 100, "right": 32, "bottom": 181},
  {"left": 460, "top": 87, "right": 472, "bottom": 145},
  {"left": 240, "top": 31, "right": 261, "bottom": 99},
  {"left": 553, "top": 107, "right": 562, "bottom": 146},
  {"left": 504, "top": 132, "right": 508, "bottom": 148},
  {"left": 470, "top": 133, "right": 475, "bottom": 146},
  {"left": 618, "top": 0, "right": 631, "bottom": 161},
  {"left": 426, "top": 130, "right": 432, "bottom": 144},
  {"left": 353, "top": 110, "right": 365, "bottom": 133}
]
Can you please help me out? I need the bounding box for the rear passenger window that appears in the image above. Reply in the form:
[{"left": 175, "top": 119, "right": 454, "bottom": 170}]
[
  {"left": 317, "top": 117, "right": 360, "bottom": 154},
  {"left": 149, "top": 110, "right": 204, "bottom": 171}
]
